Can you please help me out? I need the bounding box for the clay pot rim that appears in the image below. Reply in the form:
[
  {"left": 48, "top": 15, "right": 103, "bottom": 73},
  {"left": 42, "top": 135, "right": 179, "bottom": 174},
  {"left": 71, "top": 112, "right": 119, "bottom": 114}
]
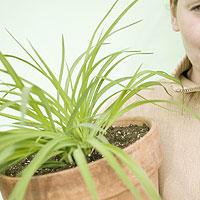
[
  {"left": 0, "top": 116, "right": 157, "bottom": 181},
  {"left": 115, "top": 116, "right": 157, "bottom": 154}
]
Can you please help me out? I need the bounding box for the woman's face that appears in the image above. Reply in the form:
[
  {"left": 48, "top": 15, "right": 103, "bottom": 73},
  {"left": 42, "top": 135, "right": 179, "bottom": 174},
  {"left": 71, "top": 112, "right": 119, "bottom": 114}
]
[{"left": 171, "top": 0, "right": 200, "bottom": 69}]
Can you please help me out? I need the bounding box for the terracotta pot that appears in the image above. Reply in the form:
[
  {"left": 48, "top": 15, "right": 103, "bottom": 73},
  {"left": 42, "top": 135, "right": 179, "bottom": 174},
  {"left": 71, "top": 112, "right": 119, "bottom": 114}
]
[{"left": 0, "top": 117, "right": 162, "bottom": 200}]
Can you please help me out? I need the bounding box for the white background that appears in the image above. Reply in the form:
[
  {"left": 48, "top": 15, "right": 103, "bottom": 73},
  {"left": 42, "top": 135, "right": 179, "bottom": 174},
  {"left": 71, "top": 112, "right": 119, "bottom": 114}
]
[{"left": 0, "top": 0, "right": 184, "bottom": 199}]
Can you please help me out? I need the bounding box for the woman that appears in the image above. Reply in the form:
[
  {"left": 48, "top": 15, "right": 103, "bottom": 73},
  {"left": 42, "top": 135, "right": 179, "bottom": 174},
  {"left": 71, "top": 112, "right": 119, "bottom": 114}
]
[{"left": 125, "top": 0, "right": 200, "bottom": 199}]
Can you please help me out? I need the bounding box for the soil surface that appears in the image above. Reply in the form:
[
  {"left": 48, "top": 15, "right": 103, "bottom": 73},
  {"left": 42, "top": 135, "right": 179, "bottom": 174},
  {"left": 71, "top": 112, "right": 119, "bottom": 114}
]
[{"left": 4, "top": 123, "right": 149, "bottom": 177}]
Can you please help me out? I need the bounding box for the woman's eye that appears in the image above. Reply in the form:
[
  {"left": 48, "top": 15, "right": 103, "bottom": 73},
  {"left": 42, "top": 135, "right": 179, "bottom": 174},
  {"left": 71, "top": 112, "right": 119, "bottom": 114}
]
[{"left": 192, "top": 5, "right": 200, "bottom": 11}]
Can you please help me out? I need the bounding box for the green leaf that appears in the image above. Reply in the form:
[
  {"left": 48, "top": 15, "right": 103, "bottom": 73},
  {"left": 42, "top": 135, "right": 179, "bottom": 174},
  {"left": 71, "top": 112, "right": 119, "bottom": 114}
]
[
  {"left": 73, "top": 147, "right": 99, "bottom": 200},
  {"left": 30, "top": 86, "right": 56, "bottom": 132},
  {"left": 105, "top": 143, "right": 161, "bottom": 200},
  {"left": 0, "top": 146, "right": 16, "bottom": 166},
  {"left": 0, "top": 52, "right": 24, "bottom": 89},
  {"left": 8, "top": 136, "right": 68, "bottom": 200},
  {"left": 88, "top": 137, "right": 143, "bottom": 200}
]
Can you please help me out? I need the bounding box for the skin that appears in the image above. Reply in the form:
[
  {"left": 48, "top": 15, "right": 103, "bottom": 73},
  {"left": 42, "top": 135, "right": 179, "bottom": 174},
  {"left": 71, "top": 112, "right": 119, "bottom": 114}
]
[{"left": 170, "top": 0, "right": 200, "bottom": 84}]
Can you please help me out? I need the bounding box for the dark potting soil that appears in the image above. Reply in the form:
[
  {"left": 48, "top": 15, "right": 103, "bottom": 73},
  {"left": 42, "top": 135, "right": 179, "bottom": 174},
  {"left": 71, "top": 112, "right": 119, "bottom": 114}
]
[{"left": 5, "top": 123, "right": 149, "bottom": 177}]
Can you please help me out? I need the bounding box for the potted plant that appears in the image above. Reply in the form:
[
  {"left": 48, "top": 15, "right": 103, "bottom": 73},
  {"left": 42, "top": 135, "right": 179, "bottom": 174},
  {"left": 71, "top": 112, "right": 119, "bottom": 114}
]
[{"left": 0, "top": 0, "right": 180, "bottom": 199}]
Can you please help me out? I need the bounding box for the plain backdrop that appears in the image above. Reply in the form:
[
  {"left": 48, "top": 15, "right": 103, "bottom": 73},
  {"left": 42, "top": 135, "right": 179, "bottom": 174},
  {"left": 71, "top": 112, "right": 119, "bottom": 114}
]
[{"left": 0, "top": 0, "right": 184, "bottom": 199}]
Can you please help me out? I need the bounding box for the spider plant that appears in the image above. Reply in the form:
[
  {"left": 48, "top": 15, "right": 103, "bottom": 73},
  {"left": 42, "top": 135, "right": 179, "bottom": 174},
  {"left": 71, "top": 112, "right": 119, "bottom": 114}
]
[{"left": 0, "top": 0, "right": 180, "bottom": 200}]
